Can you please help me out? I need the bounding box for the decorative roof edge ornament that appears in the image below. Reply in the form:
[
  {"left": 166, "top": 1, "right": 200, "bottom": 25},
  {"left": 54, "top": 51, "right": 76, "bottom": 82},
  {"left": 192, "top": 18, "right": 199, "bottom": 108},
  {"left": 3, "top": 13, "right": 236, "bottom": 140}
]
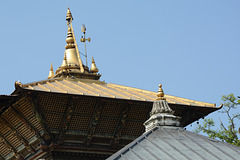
[
  {"left": 48, "top": 63, "right": 54, "bottom": 79},
  {"left": 90, "top": 57, "right": 99, "bottom": 74},
  {"left": 144, "top": 84, "right": 181, "bottom": 132},
  {"left": 15, "top": 80, "right": 22, "bottom": 88}
]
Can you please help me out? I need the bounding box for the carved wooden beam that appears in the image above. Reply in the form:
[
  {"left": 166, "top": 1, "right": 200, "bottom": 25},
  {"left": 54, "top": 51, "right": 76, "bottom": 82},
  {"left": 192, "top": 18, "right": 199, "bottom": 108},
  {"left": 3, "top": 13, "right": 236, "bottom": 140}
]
[
  {"left": 0, "top": 133, "right": 23, "bottom": 160},
  {"left": 26, "top": 93, "right": 53, "bottom": 143},
  {"left": 0, "top": 116, "right": 36, "bottom": 154},
  {"left": 57, "top": 97, "right": 77, "bottom": 144},
  {"left": 84, "top": 100, "right": 106, "bottom": 145},
  {"left": 111, "top": 102, "right": 131, "bottom": 146}
]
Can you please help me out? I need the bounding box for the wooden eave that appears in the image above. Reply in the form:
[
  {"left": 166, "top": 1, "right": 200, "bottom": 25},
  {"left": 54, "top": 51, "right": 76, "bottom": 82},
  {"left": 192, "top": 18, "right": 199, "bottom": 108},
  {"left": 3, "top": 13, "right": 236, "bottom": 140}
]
[
  {"left": 18, "top": 87, "right": 220, "bottom": 127},
  {"left": 14, "top": 77, "right": 216, "bottom": 107},
  {"left": 0, "top": 79, "right": 221, "bottom": 159}
]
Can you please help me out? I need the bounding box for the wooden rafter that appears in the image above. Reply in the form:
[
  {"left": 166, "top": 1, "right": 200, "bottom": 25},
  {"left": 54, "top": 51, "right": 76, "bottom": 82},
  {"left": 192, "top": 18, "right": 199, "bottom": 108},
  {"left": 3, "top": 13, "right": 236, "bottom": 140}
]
[
  {"left": 84, "top": 100, "right": 106, "bottom": 145},
  {"left": 0, "top": 117, "right": 36, "bottom": 154},
  {"left": 26, "top": 93, "right": 53, "bottom": 144},
  {"left": 111, "top": 102, "right": 131, "bottom": 146},
  {"left": 10, "top": 106, "right": 41, "bottom": 140},
  {"left": 0, "top": 132, "right": 23, "bottom": 160}
]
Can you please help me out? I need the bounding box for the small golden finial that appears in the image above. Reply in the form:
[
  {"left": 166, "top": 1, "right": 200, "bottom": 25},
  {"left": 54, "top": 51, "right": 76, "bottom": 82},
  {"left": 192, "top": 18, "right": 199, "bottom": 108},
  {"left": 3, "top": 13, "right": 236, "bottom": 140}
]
[
  {"left": 61, "top": 53, "right": 68, "bottom": 68},
  {"left": 50, "top": 63, "right": 53, "bottom": 71},
  {"left": 66, "top": 7, "right": 73, "bottom": 24},
  {"left": 90, "top": 57, "right": 99, "bottom": 73},
  {"left": 156, "top": 84, "right": 166, "bottom": 100},
  {"left": 48, "top": 63, "right": 55, "bottom": 79}
]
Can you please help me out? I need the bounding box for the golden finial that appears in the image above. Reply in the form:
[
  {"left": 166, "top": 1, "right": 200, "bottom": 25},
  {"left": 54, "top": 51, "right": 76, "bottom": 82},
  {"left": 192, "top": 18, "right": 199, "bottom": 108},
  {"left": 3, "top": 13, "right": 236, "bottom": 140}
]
[
  {"left": 156, "top": 84, "right": 166, "bottom": 100},
  {"left": 61, "top": 53, "right": 68, "bottom": 68},
  {"left": 90, "top": 57, "right": 99, "bottom": 73},
  {"left": 66, "top": 7, "right": 73, "bottom": 24},
  {"left": 48, "top": 63, "right": 55, "bottom": 79}
]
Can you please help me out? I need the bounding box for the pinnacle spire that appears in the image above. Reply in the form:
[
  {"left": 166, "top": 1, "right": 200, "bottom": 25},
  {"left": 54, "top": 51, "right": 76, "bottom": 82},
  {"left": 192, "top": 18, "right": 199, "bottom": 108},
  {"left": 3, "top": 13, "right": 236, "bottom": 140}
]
[
  {"left": 48, "top": 63, "right": 55, "bottom": 79},
  {"left": 90, "top": 57, "right": 99, "bottom": 73},
  {"left": 66, "top": 7, "right": 73, "bottom": 24},
  {"left": 61, "top": 53, "right": 68, "bottom": 68},
  {"left": 54, "top": 8, "right": 101, "bottom": 80},
  {"left": 156, "top": 84, "right": 165, "bottom": 100},
  {"left": 144, "top": 84, "right": 181, "bottom": 132}
]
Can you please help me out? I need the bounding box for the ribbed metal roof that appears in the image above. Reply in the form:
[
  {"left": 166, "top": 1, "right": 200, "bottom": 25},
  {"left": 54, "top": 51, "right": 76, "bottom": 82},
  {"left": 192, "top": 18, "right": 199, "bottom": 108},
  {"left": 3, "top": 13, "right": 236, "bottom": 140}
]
[
  {"left": 108, "top": 127, "right": 240, "bottom": 160},
  {"left": 20, "top": 78, "right": 216, "bottom": 108}
]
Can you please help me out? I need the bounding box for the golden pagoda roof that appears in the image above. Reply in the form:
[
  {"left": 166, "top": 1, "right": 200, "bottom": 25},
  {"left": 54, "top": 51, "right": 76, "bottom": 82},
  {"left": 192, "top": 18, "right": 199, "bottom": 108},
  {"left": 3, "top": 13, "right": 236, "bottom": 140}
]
[
  {"left": 53, "top": 8, "right": 101, "bottom": 80},
  {"left": 18, "top": 78, "right": 216, "bottom": 108}
]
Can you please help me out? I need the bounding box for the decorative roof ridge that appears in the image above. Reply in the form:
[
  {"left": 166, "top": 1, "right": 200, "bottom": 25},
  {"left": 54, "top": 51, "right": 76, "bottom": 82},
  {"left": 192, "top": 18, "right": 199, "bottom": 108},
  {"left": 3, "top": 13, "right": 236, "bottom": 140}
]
[
  {"left": 19, "top": 77, "right": 106, "bottom": 88},
  {"left": 144, "top": 84, "right": 182, "bottom": 132}
]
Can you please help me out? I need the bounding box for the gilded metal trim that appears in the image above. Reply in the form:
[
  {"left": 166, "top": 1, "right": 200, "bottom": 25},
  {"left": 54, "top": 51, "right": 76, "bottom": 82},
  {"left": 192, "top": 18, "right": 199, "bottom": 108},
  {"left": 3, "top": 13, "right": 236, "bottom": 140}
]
[
  {"left": 92, "top": 83, "right": 130, "bottom": 99},
  {"left": 77, "top": 81, "right": 114, "bottom": 98},
  {"left": 37, "top": 83, "right": 51, "bottom": 92},
  {"left": 46, "top": 81, "right": 68, "bottom": 93},
  {"left": 107, "top": 84, "right": 146, "bottom": 101}
]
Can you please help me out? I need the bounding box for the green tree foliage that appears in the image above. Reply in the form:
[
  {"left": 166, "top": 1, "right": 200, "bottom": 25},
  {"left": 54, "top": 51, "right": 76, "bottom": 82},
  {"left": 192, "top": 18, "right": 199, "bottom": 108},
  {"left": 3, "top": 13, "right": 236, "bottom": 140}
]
[{"left": 195, "top": 94, "right": 240, "bottom": 146}]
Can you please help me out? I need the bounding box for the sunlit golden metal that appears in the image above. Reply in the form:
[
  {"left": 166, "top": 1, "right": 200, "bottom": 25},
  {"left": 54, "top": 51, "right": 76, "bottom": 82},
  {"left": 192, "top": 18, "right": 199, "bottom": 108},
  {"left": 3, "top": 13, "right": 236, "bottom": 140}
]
[
  {"left": 65, "top": 27, "right": 75, "bottom": 49},
  {"left": 48, "top": 63, "right": 54, "bottom": 79},
  {"left": 66, "top": 7, "right": 73, "bottom": 25},
  {"left": 61, "top": 53, "right": 68, "bottom": 68},
  {"left": 90, "top": 57, "right": 99, "bottom": 74},
  {"left": 66, "top": 8, "right": 84, "bottom": 73},
  {"left": 80, "top": 37, "right": 91, "bottom": 43},
  {"left": 54, "top": 8, "right": 102, "bottom": 79},
  {"left": 156, "top": 84, "right": 166, "bottom": 100}
]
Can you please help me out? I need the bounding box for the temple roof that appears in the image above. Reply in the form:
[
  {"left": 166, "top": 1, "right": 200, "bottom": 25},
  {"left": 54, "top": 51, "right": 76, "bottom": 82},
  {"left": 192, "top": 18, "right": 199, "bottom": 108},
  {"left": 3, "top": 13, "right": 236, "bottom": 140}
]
[
  {"left": 0, "top": 8, "right": 224, "bottom": 159},
  {"left": 17, "top": 78, "right": 216, "bottom": 108},
  {"left": 107, "top": 127, "right": 240, "bottom": 160}
]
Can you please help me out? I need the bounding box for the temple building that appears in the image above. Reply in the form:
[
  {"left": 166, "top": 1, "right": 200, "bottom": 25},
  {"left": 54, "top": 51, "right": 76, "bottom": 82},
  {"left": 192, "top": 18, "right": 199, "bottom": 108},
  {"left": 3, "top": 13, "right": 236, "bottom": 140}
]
[{"left": 0, "top": 8, "right": 239, "bottom": 160}]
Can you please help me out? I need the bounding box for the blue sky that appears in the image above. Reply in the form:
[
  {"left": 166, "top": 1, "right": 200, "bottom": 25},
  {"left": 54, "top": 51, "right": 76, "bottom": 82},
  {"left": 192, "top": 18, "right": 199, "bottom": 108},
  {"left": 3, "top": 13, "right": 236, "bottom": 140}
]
[{"left": 0, "top": 1, "right": 239, "bottom": 130}]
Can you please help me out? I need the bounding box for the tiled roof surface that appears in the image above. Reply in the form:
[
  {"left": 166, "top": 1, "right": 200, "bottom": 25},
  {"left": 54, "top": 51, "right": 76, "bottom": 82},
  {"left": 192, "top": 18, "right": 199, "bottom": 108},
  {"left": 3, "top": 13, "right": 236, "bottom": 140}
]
[
  {"left": 108, "top": 127, "right": 240, "bottom": 160},
  {"left": 21, "top": 78, "right": 215, "bottom": 108}
]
